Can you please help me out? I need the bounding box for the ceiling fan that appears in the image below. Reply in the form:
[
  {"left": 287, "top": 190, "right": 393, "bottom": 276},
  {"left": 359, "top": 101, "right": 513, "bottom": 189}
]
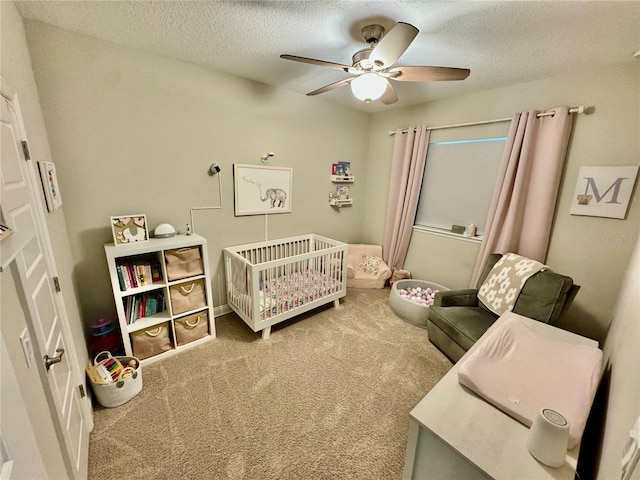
[{"left": 281, "top": 22, "right": 470, "bottom": 105}]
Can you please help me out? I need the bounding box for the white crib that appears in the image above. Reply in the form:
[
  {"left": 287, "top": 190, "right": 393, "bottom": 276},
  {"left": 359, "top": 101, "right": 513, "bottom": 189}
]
[{"left": 223, "top": 234, "right": 347, "bottom": 339}]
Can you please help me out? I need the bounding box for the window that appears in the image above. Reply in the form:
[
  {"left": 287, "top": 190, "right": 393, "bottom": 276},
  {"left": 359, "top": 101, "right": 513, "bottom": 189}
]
[{"left": 414, "top": 124, "right": 509, "bottom": 235}]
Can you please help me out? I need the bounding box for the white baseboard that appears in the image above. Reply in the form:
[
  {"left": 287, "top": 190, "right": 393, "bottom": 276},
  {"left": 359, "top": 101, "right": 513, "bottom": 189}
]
[{"left": 213, "top": 304, "right": 233, "bottom": 318}]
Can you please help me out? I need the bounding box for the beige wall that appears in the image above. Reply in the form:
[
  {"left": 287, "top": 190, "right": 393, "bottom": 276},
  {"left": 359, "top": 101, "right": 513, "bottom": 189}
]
[
  {"left": 23, "top": 20, "right": 370, "bottom": 323},
  {"left": 0, "top": 1, "right": 77, "bottom": 476},
  {"left": 364, "top": 63, "right": 640, "bottom": 344}
]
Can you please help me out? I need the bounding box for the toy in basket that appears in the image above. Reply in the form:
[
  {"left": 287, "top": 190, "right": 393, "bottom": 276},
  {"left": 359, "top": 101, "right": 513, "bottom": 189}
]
[{"left": 86, "top": 351, "right": 142, "bottom": 408}]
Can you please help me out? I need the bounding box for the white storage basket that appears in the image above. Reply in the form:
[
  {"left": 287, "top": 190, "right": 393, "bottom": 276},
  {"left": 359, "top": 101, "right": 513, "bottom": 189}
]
[{"left": 89, "top": 351, "right": 143, "bottom": 408}]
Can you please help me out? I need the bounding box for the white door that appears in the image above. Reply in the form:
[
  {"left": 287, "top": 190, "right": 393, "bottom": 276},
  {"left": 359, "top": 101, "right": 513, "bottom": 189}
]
[
  {"left": 0, "top": 335, "right": 48, "bottom": 479},
  {"left": 1, "top": 88, "right": 89, "bottom": 478}
]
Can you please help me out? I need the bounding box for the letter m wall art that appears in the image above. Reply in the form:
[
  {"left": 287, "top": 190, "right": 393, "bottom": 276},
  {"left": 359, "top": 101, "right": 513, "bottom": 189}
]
[{"left": 570, "top": 166, "right": 639, "bottom": 219}]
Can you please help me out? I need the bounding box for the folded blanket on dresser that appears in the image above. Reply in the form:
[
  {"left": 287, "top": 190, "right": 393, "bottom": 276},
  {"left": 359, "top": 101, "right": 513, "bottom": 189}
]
[{"left": 458, "top": 312, "right": 602, "bottom": 449}]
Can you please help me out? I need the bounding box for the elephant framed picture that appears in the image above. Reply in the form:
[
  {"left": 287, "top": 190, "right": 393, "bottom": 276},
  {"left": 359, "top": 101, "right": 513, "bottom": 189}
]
[
  {"left": 110, "top": 215, "right": 149, "bottom": 246},
  {"left": 233, "top": 164, "right": 293, "bottom": 216}
]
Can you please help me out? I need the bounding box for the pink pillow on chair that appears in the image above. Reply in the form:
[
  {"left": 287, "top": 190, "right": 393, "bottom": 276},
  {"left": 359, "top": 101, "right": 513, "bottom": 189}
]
[{"left": 357, "top": 254, "right": 381, "bottom": 275}]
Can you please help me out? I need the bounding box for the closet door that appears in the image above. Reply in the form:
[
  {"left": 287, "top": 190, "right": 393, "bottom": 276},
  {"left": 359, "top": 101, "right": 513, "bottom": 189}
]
[{"left": 1, "top": 87, "right": 89, "bottom": 479}]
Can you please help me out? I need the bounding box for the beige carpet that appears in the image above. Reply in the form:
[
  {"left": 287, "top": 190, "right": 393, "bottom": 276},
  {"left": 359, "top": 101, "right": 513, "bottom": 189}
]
[{"left": 88, "top": 288, "right": 452, "bottom": 480}]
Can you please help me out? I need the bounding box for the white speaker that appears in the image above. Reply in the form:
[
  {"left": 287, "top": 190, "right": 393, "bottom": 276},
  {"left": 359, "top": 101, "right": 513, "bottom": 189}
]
[
  {"left": 153, "top": 223, "right": 176, "bottom": 238},
  {"left": 526, "top": 408, "right": 570, "bottom": 468}
]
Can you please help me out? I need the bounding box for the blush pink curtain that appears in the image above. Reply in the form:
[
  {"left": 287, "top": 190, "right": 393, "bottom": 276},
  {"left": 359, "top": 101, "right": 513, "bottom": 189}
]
[
  {"left": 470, "top": 107, "right": 574, "bottom": 286},
  {"left": 383, "top": 125, "right": 430, "bottom": 271}
]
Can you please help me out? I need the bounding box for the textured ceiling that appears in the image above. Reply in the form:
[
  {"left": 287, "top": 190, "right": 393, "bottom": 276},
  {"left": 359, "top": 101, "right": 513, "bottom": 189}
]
[{"left": 15, "top": 0, "right": 640, "bottom": 113}]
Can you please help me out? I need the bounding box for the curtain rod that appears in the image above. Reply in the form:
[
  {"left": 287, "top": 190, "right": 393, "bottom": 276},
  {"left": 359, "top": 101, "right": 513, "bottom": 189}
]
[{"left": 388, "top": 106, "right": 585, "bottom": 136}]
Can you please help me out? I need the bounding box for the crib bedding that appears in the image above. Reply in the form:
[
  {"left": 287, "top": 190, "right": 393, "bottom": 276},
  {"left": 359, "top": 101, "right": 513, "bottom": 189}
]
[
  {"left": 458, "top": 312, "right": 602, "bottom": 449},
  {"left": 251, "top": 268, "right": 341, "bottom": 318}
]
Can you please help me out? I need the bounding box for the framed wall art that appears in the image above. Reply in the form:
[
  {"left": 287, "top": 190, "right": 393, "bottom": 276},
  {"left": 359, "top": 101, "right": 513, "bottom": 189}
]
[
  {"left": 570, "top": 165, "right": 639, "bottom": 219},
  {"left": 233, "top": 164, "right": 293, "bottom": 216},
  {"left": 110, "top": 215, "right": 149, "bottom": 245},
  {"left": 331, "top": 162, "right": 351, "bottom": 176},
  {"left": 38, "top": 161, "right": 62, "bottom": 211}
]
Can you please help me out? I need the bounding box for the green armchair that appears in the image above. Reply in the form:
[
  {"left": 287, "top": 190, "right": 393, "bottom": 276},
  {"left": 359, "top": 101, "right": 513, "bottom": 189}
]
[{"left": 427, "top": 254, "right": 580, "bottom": 363}]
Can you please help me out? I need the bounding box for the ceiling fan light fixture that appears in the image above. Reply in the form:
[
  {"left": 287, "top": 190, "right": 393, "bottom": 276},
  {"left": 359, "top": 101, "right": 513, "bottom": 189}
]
[
  {"left": 350, "top": 73, "right": 387, "bottom": 103},
  {"left": 281, "top": 21, "right": 470, "bottom": 104}
]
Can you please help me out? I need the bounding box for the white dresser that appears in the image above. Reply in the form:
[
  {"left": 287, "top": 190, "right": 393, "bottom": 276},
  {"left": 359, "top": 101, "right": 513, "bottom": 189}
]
[{"left": 403, "top": 315, "right": 598, "bottom": 479}]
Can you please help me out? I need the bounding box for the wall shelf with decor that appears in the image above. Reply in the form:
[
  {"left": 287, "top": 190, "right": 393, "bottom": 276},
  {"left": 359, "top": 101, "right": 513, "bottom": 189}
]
[
  {"left": 329, "top": 198, "right": 353, "bottom": 207},
  {"left": 330, "top": 162, "right": 354, "bottom": 207},
  {"left": 104, "top": 234, "right": 215, "bottom": 365},
  {"left": 331, "top": 174, "right": 355, "bottom": 183},
  {"left": 329, "top": 185, "right": 353, "bottom": 208}
]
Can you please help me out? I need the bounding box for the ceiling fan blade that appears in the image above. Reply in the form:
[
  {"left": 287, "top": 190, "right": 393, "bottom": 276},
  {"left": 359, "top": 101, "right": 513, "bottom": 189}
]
[
  {"left": 380, "top": 80, "right": 398, "bottom": 105},
  {"left": 307, "top": 78, "right": 354, "bottom": 96},
  {"left": 369, "top": 22, "right": 419, "bottom": 67},
  {"left": 280, "top": 54, "right": 351, "bottom": 72},
  {"left": 389, "top": 66, "right": 470, "bottom": 82}
]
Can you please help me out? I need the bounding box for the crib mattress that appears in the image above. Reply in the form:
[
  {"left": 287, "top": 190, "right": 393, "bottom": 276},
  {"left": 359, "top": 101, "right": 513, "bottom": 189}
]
[
  {"left": 457, "top": 312, "right": 602, "bottom": 449},
  {"left": 261, "top": 269, "right": 341, "bottom": 317},
  {"left": 231, "top": 269, "right": 341, "bottom": 319}
]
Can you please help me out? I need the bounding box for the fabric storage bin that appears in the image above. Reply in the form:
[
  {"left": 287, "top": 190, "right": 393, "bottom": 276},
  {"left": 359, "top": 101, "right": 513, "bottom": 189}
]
[
  {"left": 88, "top": 352, "right": 143, "bottom": 408},
  {"left": 165, "top": 246, "right": 204, "bottom": 281},
  {"left": 130, "top": 323, "right": 173, "bottom": 360},
  {"left": 170, "top": 279, "right": 206, "bottom": 315},
  {"left": 174, "top": 311, "right": 209, "bottom": 346}
]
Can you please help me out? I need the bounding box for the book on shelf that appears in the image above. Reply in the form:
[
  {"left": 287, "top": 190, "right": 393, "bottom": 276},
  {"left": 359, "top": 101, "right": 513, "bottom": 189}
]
[
  {"left": 335, "top": 185, "right": 350, "bottom": 200},
  {"left": 116, "top": 264, "right": 127, "bottom": 291},
  {"left": 116, "top": 258, "right": 162, "bottom": 291},
  {"left": 151, "top": 263, "right": 162, "bottom": 283},
  {"left": 125, "top": 291, "right": 165, "bottom": 324},
  {"left": 331, "top": 161, "right": 351, "bottom": 176},
  {"left": 123, "top": 261, "right": 137, "bottom": 288}
]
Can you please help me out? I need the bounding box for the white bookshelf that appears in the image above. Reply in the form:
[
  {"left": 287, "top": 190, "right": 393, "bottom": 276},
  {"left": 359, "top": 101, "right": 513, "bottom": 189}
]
[{"left": 104, "top": 234, "right": 215, "bottom": 364}]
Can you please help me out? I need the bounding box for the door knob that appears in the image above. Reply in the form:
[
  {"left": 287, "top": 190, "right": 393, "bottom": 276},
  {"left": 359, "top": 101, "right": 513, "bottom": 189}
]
[{"left": 44, "top": 348, "right": 65, "bottom": 371}]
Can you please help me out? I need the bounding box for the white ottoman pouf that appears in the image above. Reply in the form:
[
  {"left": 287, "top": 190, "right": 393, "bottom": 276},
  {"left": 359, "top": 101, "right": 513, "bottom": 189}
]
[{"left": 389, "top": 279, "right": 449, "bottom": 328}]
